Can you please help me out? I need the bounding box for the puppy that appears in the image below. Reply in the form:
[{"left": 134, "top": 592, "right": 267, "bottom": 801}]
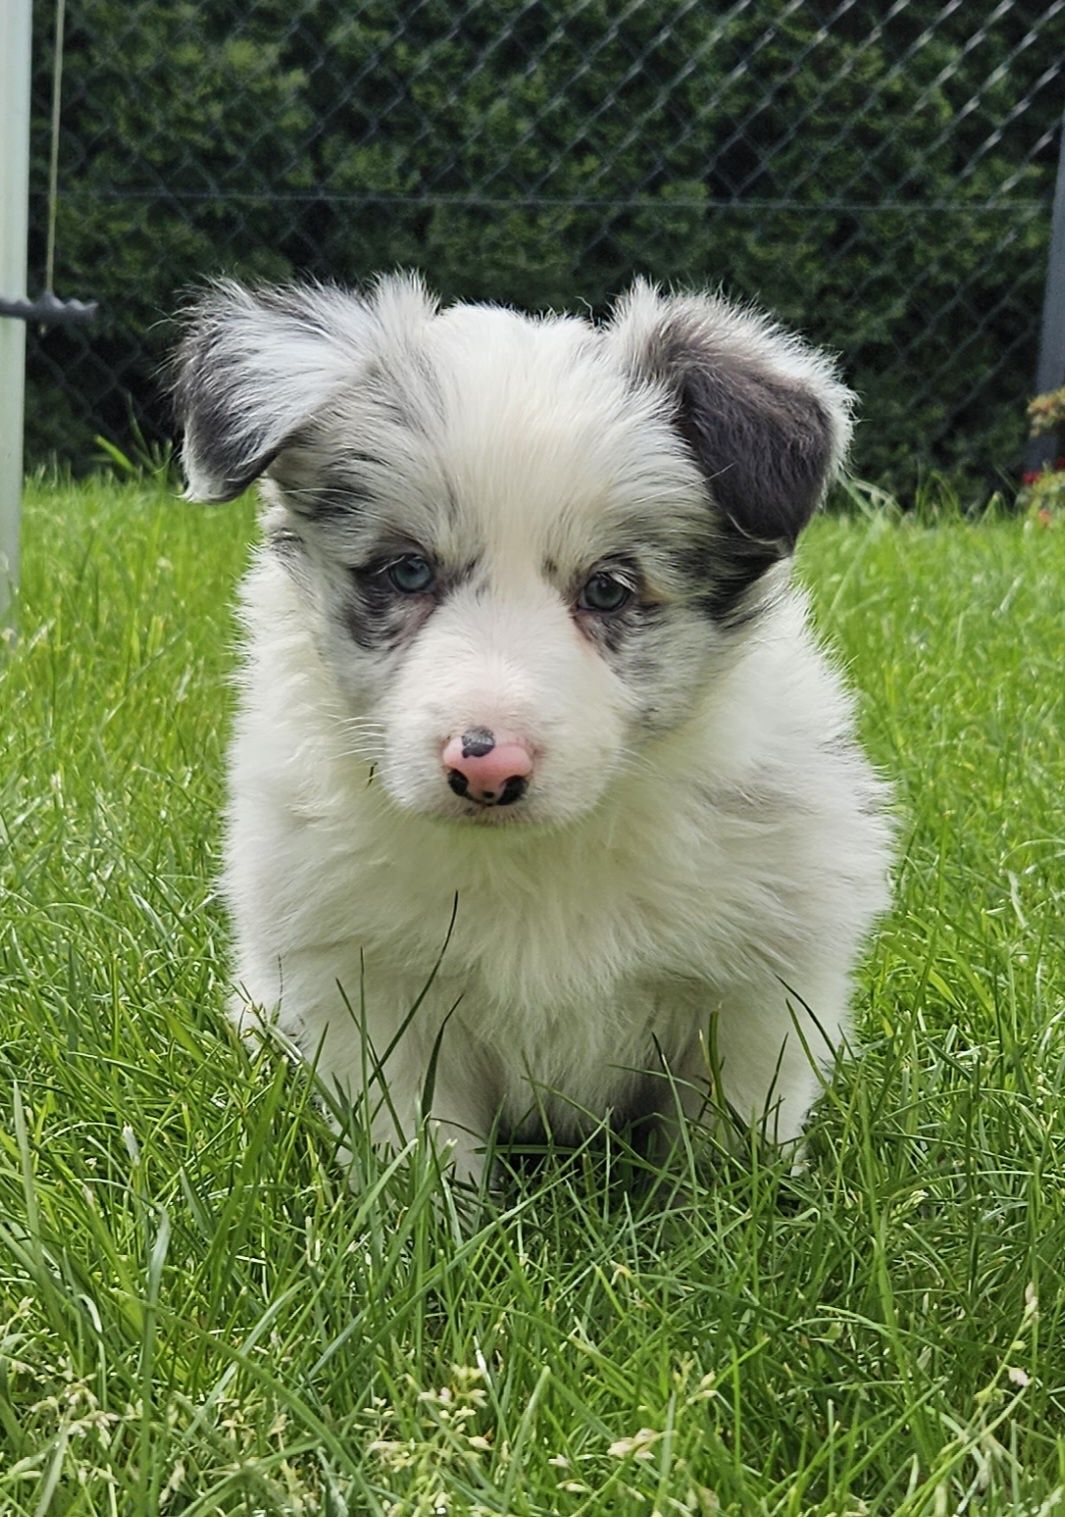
[{"left": 173, "top": 275, "right": 892, "bottom": 1185}]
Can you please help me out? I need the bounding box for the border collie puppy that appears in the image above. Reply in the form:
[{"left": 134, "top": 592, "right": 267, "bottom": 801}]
[{"left": 174, "top": 276, "right": 892, "bottom": 1184}]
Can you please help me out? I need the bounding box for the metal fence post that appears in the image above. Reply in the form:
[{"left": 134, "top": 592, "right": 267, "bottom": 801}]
[
  {"left": 1027, "top": 104, "right": 1065, "bottom": 474},
  {"left": 0, "top": 0, "right": 33, "bottom": 632}
]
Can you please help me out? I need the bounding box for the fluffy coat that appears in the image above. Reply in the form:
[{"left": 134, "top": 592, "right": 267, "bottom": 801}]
[{"left": 174, "top": 275, "right": 893, "bottom": 1183}]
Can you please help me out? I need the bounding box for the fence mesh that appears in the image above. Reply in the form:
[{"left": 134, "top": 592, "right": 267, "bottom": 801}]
[{"left": 23, "top": 0, "right": 1065, "bottom": 494}]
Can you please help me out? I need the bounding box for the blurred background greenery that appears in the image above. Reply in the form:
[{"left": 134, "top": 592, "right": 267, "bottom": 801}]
[{"left": 23, "top": 0, "right": 1065, "bottom": 497}]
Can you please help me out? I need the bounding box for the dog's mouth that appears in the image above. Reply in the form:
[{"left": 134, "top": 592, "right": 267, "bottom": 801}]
[
  {"left": 448, "top": 795, "right": 534, "bottom": 826},
  {"left": 373, "top": 769, "right": 539, "bottom": 826}
]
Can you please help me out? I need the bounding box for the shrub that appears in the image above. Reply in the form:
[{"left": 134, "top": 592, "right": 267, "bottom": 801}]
[
  {"left": 24, "top": 0, "right": 1065, "bottom": 496},
  {"left": 1019, "top": 385, "right": 1065, "bottom": 521}
]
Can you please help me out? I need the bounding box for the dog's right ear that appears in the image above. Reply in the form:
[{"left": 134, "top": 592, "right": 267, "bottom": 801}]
[{"left": 171, "top": 279, "right": 379, "bottom": 503}]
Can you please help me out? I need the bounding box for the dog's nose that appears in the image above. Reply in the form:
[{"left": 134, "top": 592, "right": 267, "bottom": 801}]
[{"left": 442, "top": 727, "right": 533, "bottom": 807}]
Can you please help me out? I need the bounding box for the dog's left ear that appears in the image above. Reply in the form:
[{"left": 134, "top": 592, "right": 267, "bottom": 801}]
[{"left": 605, "top": 282, "right": 854, "bottom": 550}]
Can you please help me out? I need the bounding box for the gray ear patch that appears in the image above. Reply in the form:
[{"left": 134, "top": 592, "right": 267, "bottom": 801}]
[
  {"left": 661, "top": 318, "right": 836, "bottom": 547},
  {"left": 607, "top": 284, "right": 855, "bottom": 620},
  {"left": 170, "top": 278, "right": 394, "bottom": 503},
  {"left": 171, "top": 354, "right": 284, "bottom": 505},
  {"left": 171, "top": 282, "right": 323, "bottom": 502},
  {"left": 171, "top": 275, "right": 439, "bottom": 505}
]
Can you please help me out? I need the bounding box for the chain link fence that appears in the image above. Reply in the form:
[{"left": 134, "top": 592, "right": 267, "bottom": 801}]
[{"left": 23, "top": 0, "right": 1065, "bottom": 495}]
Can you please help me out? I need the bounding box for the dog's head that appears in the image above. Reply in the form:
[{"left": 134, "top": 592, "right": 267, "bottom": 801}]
[{"left": 174, "top": 275, "right": 853, "bottom": 827}]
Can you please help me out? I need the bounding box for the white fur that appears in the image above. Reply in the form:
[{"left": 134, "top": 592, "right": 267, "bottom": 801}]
[{"left": 179, "top": 277, "right": 893, "bottom": 1184}]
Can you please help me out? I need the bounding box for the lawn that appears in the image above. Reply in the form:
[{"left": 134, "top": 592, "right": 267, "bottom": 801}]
[{"left": 1, "top": 479, "right": 1063, "bottom": 1516}]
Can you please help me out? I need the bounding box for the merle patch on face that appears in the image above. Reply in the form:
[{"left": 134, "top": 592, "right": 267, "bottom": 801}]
[
  {"left": 667, "top": 536, "right": 781, "bottom": 628},
  {"left": 340, "top": 549, "right": 480, "bottom": 652},
  {"left": 343, "top": 569, "right": 422, "bottom": 652},
  {"left": 267, "top": 522, "right": 304, "bottom": 561},
  {"left": 277, "top": 455, "right": 391, "bottom": 523},
  {"left": 582, "top": 595, "right": 665, "bottom": 658}
]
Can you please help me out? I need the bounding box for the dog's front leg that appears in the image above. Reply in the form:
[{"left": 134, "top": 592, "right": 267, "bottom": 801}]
[
  {"left": 319, "top": 981, "right": 495, "bottom": 1189},
  {"left": 234, "top": 948, "right": 497, "bottom": 1188},
  {"left": 359, "top": 1054, "right": 494, "bottom": 1192},
  {"left": 647, "top": 968, "right": 849, "bottom": 1166},
  {"left": 683, "top": 970, "right": 850, "bottom": 1149},
  {"left": 319, "top": 1048, "right": 495, "bottom": 1191}
]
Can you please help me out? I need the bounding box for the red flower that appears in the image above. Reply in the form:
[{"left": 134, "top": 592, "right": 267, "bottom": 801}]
[{"left": 1021, "top": 470, "right": 1042, "bottom": 485}]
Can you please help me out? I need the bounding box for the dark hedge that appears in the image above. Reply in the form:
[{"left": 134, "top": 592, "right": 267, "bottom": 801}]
[{"left": 24, "top": 0, "right": 1065, "bottom": 494}]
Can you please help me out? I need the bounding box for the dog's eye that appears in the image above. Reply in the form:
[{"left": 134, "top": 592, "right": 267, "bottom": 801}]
[
  {"left": 578, "top": 572, "right": 631, "bottom": 614},
  {"left": 386, "top": 554, "right": 435, "bottom": 595}
]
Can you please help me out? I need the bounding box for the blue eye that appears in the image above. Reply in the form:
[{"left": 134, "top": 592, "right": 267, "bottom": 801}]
[
  {"left": 578, "top": 572, "right": 631, "bottom": 614},
  {"left": 387, "top": 554, "right": 435, "bottom": 594}
]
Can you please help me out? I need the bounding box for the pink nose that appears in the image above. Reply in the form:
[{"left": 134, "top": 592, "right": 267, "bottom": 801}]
[{"left": 442, "top": 727, "right": 533, "bottom": 807}]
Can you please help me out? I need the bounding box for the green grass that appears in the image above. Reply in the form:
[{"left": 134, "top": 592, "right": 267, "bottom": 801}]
[{"left": 1, "top": 479, "right": 1063, "bottom": 1516}]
